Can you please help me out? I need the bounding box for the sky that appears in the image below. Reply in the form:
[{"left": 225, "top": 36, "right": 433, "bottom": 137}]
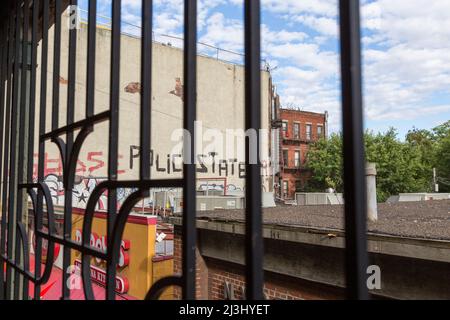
[{"left": 78, "top": 0, "right": 450, "bottom": 138}]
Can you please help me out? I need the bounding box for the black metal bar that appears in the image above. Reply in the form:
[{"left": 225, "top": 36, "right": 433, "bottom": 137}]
[
  {"left": 20, "top": 182, "right": 56, "bottom": 288},
  {"left": 0, "top": 13, "right": 11, "bottom": 302},
  {"left": 51, "top": 0, "right": 61, "bottom": 130},
  {"left": 67, "top": 1, "right": 77, "bottom": 128},
  {"left": 145, "top": 276, "right": 183, "bottom": 300},
  {"left": 85, "top": 0, "right": 96, "bottom": 118},
  {"left": 0, "top": 16, "right": 6, "bottom": 224},
  {"left": 34, "top": 0, "right": 49, "bottom": 300},
  {"left": 182, "top": 0, "right": 197, "bottom": 300},
  {"left": 6, "top": 0, "right": 23, "bottom": 300},
  {"left": 27, "top": 0, "right": 39, "bottom": 183},
  {"left": 32, "top": 234, "right": 107, "bottom": 259},
  {"left": 105, "top": 0, "right": 120, "bottom": 301},
  {"left": 243, "top": 0, "right": 264, "bottom": 300},
  {"left": 62, "top": 0, "right": 78, "bottom": 300},
  {"left": 41, "top": 110, "right": 109, "bottom": 140},
  {"left": 338, "top": 0, "right": 369, "bottom": 300},
  {"left": 140, "top": 0, "right": 152, "bottom": 181},
  {"left": 14, "top": 0, "right": 30, "bottom": 300},
  {"left": 25, "top": 0, "right": 39, "bottom": 299}
]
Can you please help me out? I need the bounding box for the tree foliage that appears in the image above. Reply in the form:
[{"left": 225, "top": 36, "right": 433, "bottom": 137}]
[
  {"left": 433, "top": 121, "right": 450, "bottom": 192},
  {"left": 305, "top": 122, "right": 450, "bottom": 202}
]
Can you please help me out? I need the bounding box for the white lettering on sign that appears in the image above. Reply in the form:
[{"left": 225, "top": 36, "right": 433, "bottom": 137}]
[
  {"left": 74, "top": 260, "right": 129, "bottom": 294},
  {"left": 74, "top": 229, "right": 130, "bottom": 268}
]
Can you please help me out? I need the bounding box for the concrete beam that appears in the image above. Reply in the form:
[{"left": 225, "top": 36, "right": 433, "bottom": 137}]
[{"left": 170, "top": 217, "right": 450, "bottom": 263}]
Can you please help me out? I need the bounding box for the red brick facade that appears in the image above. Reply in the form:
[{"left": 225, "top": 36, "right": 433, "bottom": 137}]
[
  {"left": 278, "top": 109, "right": 327, "bottom": 199},
  {"left": 173, "top": 229, "right": 209, "bottom": 300},
  {"left": 173, "top": 228, "right": 343, "bottom": 300}
]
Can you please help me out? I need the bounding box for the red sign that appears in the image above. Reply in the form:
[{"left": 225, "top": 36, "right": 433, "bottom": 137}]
[
  {"left": 74, "top": 260, "right": 129, "bottom": 294},
  {"left": 74, "top": 229, "right": 130, "bottom": 268},
  {"left": 32, "top": 228, "right": 61, "bottom": 264}
]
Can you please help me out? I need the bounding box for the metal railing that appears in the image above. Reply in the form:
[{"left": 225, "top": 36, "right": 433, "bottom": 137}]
[
  {"left": 0, "top": 0, "right": 368, "bottom": 300},
  {"left": 76, "top": 7, "right": 268, "bottom": 67}
]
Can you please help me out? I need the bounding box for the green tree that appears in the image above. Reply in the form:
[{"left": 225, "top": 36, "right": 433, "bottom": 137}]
[
  {"left": 365, "top": 128, "right": 431, "bottom": 201},
  {"left": 433, "top": 121, "right": 450, "bottom": 192},
  {"left": 304, "top": 133, "right": 343, "bottom": 192},
  {"left": 305, "top": 128, "right": 436, "bottom": 202},
  {"left": 432, "top": 120, "right": 450, "bottom": 140}
]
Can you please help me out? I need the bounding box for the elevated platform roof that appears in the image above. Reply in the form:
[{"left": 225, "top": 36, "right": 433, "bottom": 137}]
[{"left": 176, "top": 200, "right": 450, "bottom": 241}]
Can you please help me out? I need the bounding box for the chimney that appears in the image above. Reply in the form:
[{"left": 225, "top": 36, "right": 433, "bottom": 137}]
[{"left": 366, "top": 162, "right": 378, "bottom": 222}]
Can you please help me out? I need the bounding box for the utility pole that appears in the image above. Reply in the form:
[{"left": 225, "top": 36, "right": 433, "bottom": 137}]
[{"left": 433, "top": 168, "right": 439, "bottom": 193}]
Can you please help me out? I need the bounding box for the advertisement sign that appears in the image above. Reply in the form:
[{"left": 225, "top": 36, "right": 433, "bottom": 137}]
[{"left": 74, "top": 259, "right": 129, "bottom": 293}]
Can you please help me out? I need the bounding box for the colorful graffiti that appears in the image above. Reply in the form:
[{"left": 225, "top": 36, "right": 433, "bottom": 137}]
[
  {"left": 32, "top": 151, "right": 127, "bottom": 179},
  {"left": 129, "top": 146, "right": 272, "bottom": 178},
  {"left": 31, "top": 144, "right": 270, "bottom": 210},
  {"left": 42, "top": 174, "right": 143, "bottom": 210}
]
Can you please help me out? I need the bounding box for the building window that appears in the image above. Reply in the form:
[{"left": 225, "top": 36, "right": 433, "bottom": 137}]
[
  {"left": 293, "top": 123, "right": 300, "bottom": 139},
  {"left": 294, "top": 150, "right": 301, "bottom": 167},
  {"left": 306, "top": 124, "right": 312, "bottom": 140},
  {"left": 295, "top": 180, "right": 302, "bottom": 192},
  {"left": 317, "top": 125, "right": 323, "bottom": 138},
  {"left": 282, "top": 121, "right": 288, "bottom": 137},
  {"left": 283, "top": 149, "right": 289, "bottom": 166},
  {"left": 283, "top": 180, "right": 289, "bottom": 198}
]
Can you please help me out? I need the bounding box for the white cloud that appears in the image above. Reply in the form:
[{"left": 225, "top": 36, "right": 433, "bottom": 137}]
[
  {"left": 293, "top": 15, "right": 338, "bottom": 37},
  {"left": 261, "top": 0, "right": 337, "bottom": 18},
  {"left": 359, "top": 0, "right": 450, "bottom": 127},
  {"left": 200, "top": 12, "right": 243, "bottom": 51},
  {"left": 114, "top": 0, "right": 450, "bottom": 132}
]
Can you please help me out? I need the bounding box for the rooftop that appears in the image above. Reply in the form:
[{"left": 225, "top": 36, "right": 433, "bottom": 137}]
[
  {"left": 189, "top": 200, "right": 450, "bottom": 241},
  {"left": 279, "top": 108, "right": 327, "bottom": 117}
]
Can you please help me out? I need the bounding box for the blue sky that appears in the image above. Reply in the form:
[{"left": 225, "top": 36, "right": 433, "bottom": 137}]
[{"left": 78, "top": 0, "right": 450, "bottom": 138}]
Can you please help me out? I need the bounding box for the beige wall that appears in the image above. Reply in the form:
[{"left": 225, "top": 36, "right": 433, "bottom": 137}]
[{"left": 33, "top": 12, "right": 273, "bottom": 207}]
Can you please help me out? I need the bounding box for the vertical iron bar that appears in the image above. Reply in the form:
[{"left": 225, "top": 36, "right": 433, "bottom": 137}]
[
  {"left": 106, "top": 0, "right": 120, "bottom": 300},
  {"left": 0, "top": 9, "right": 15, "bottom": 302},
  {"left": 27, "top": 0, "right": 39, "bottom": 183},
  {"left": 338, "top": 0, "right": 369, "bottom": 300},
  {"left": 0, "top": 19, "right": 6, "bottom": 223},
  {"left": 182, "top": 0, "right": 196, "bottom": 300},
  {"left": 243, "top": 0, "right": 264, "bottom": 300},
  {"left": 62, "top": 0, "right": 78, "bottom": 300},
  {"left": 51, "top": 0, "right": 61, "bottom": 130},
  {"left": 34, "top": 0, "right": 49, "bottom": 300},
  {"left": 14, "top": 0, "right": 31, "bottom": 300},
  {"left": 85, "top": 0, "right": 96, "bottom": 118},
  {"left": 6, "top": 0, "right": 23, "bottom": 300},
  {"left": 0, "top": 12, "right": 11, "bottom": 302},
  {"left": 66, "top": 0, "right": 77, "bottom": 139},
  {"left": 140, "top": 0, "right": 152, "bottom": 181}
]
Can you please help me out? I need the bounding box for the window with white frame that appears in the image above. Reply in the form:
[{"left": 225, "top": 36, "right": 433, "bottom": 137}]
[
  {"left": 294, "top": 150, "right": 301, "bottom": 167},
  {"left": 317, "top": 125, "right": 323, "bottom": 138},
  {"left": 306, "top": 124, "right": 312, "bottom": 140},
  {"left": 293, "top": 122, "right": 300, "bottom": 139}
]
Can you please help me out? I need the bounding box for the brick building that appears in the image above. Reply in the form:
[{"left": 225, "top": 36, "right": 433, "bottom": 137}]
[{"left": 277, "top": 108, "right": 328, "bottom": 199}]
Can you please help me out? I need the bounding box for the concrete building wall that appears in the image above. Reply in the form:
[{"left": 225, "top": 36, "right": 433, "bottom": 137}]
[
  {"left": 172, "top": 227, "right": 344, "bottom": 300},
  {"left": 33, "top": 12, "right": 273, "bottom": 208},
  {"left": 171, "top": 217, "right": 450, "bottom": 300},
  {"left": 172, "top": 222, "right": 450, "bottom": 300}
]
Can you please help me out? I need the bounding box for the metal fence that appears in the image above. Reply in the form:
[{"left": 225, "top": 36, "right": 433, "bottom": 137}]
[
  {"left": 0, "top": 0, "right": 368, "bottom": 300},
  {"left": 76, "top": 7, "right": 260, "bottom": 66}
]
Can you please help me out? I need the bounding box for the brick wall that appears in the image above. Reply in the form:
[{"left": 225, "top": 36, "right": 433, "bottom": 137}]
[
  {"left": 207, "top": 259, "right": 343, "bottom": 300},
  {"left": 280, "top": 109, "right": 326, "bottom": 143},
  {"left": 279, "top": 109, "right": 326, "bottom": 199},
  {"left": 173, "top": 228, "right": 209, "bottom": 299},
  {"left": 282, "top": 169, "right": 312, "bottom": 199},
  {"left": 173, "top": 229, "right": 181, "bottom": 299},
  {"left": 173, "top": 227, "right": 344, "bottom": 300}
]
